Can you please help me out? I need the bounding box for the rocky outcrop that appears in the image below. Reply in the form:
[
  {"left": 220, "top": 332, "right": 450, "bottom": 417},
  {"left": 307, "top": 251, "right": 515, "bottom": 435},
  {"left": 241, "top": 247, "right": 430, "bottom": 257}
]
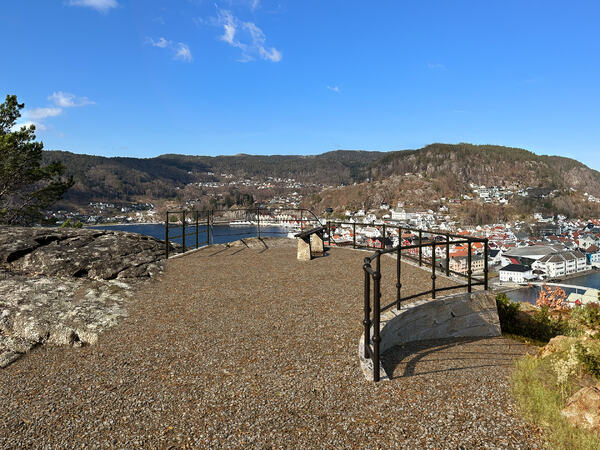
[
  {"left": 0, "top": 226, "right": 171, "bottom": 367},
  {"left": 562, "top": 384, "right": 600, "bottom": 434},
  {"left": 0, "top": 226, "right": 169, "bottom": 279}
]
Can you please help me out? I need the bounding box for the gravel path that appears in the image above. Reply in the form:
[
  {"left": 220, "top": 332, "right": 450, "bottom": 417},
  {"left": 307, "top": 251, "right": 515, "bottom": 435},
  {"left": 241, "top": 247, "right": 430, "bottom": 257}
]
[{"left": 0, "top": 241, "right": 541, "bottom": 448}]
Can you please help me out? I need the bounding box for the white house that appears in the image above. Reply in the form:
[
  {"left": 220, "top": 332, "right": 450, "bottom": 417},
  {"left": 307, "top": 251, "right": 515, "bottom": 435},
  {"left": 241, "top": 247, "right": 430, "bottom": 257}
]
[
  {"left": 390, "top": 208, "right": 418, "bottom": 222},
  {"left": 499, "top": 264, "right": 535, "bottom": 283},
  {"left": 532, "top": 250, "right": 589, "bottom": 278},
  {"left": 579, "top": 234, "right": 600, "bottom": 249}
]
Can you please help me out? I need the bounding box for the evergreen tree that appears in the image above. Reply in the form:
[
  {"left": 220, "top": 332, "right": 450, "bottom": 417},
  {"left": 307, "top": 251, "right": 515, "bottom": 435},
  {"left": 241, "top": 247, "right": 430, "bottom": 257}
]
[{"left": 0, "top": 95, "right": 73, "bottom": 225}]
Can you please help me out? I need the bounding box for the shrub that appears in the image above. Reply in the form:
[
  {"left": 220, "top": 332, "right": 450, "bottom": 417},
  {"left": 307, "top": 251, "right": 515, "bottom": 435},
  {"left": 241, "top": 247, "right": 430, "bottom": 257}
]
[
  {"left": 496, "top": 293, "right": 571, "bottom": 343},
  {"left": 571, "top": 302, "right": 600, "bottom": 330},
  {"left": 531, "top": 306, "right": 570, "bottom": 342},
  {"left": 496, "top": 293, "right": 520, "bottom": 333},
  {"left": 60, "top": 219, "right": 83, "bottom": 228},
  {"left": 575, "top": 341, "right": 600, "bottom": 380}
]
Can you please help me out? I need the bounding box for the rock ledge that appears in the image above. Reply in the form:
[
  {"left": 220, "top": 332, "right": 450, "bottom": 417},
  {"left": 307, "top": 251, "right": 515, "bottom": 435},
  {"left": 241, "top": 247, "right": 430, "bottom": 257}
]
[{"left": 0, "top": 226, "right": 170, "bottom": 367}]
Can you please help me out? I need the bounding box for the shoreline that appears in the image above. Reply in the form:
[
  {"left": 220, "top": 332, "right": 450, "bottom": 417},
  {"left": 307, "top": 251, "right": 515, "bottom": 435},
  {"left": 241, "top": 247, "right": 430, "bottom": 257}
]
[{"left": 87, "top": 222, "right": 161, "bottom": 227}]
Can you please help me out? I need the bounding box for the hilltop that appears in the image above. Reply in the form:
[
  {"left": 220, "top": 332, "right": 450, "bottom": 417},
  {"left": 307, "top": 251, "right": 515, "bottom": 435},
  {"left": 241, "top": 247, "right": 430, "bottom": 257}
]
[
  {"left": 42, "top": 144, "right": 600, "bottom": 221},
  {"left": 306, "top": 144, "right": 600, "bottom": 222},
  {"left": 41, "top": 150, "right": 382, "bottom": 207},
  {"left": 369, "top": 143, "right": 600, "bottom": 196}
]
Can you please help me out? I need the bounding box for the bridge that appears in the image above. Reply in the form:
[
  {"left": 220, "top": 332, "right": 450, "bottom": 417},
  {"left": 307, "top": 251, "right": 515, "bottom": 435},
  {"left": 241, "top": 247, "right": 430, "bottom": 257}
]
[{"left": 523, "top": 281, "right": 591, "bottom": 292}]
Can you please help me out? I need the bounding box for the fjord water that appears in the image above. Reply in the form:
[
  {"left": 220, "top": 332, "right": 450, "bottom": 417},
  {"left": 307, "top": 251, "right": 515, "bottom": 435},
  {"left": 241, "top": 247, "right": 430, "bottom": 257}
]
[
  {"left": 506, "top": 271, "right": 600, "bottom": 304},
  {"left": 92, "top": 223, "right": 289, "bottom": 246}
]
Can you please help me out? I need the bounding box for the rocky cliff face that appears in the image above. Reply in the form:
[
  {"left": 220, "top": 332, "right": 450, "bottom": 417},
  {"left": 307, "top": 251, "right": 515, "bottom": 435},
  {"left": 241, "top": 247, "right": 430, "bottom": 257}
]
[{"left": 0, "top": 226, "right": 172, "bottom": 367}]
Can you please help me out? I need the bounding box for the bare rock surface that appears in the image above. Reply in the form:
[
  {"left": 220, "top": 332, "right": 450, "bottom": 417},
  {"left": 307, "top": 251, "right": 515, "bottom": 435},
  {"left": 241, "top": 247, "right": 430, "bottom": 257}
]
[
  {"left": 0, "top": 226, "right": 168, "bottom": 367},
  {"left": 562, "top": 384, "right": 600, "bottom": 434},
  {"left": 0, "top": 226, "right": 166, "bottom": 279}
]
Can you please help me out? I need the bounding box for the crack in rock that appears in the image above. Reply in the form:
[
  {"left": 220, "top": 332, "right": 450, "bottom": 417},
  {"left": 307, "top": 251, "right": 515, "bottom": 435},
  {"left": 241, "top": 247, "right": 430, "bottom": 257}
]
[{"left": 0, "top": 226, "right": 173, "bottom": 368}]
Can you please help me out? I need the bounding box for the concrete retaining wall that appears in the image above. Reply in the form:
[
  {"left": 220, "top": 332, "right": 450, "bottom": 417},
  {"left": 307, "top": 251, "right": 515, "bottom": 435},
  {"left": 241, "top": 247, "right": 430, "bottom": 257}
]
[{"left": 359, "top": 290, "right": 501, "bottom": 381}]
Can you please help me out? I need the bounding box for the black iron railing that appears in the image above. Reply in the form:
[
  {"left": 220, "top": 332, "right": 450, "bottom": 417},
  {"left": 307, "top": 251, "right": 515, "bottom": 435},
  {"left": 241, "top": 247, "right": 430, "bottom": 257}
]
[
  {"left": 356, "top": 226, "right": 489, "bottom": 382},
  {"left": 164, "top": 207, "right": 322, "bottom": 257}
]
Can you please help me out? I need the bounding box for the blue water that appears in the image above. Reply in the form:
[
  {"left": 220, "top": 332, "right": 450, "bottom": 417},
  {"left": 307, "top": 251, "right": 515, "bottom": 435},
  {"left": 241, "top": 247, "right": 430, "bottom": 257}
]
[
  {"left": 506, "top": 271, "right": 600, "bottom": 304},
  {"left": 91, "top": 223, "right": 290, "bottom": 246}
]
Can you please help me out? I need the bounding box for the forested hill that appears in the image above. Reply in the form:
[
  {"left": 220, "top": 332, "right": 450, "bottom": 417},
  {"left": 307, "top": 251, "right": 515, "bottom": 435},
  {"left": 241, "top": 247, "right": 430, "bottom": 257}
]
[
  {"left": 41, "top": 150, "right": 382, "bottom": 204},
  {"left": 368, "top": 143, "right": 600, "bottom": 196},
  {"left": 42, "top": 144, "right": 600, "bottom": 214}
]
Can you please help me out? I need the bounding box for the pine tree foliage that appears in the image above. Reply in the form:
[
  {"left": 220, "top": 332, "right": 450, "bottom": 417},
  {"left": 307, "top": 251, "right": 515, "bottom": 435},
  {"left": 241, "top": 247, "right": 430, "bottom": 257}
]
[{"left": 0, "top": 95, "right": 73, "bottom": 224}]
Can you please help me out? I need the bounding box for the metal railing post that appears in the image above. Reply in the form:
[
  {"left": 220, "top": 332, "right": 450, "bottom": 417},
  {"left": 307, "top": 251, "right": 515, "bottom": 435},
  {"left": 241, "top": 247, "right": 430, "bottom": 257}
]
[
  {"left": 195, "top": 212, "right": 199, "bottom": 249},
  {"left": 372, "top": 252, "right": 381, "bottom": 383},
  {"left": 418, "top": 230, "right": 423, "bottom": 266},
  {"left": 165, "top": 212, "right": 170, "bottom": 258},
  {"left": 363, "top": 262, "right": 371, "bottom": 359},
  {"left": 467, "top": 241, "right": 472, "bottom": 293},
  {"left": 484, "top": 238, "right": 489, "bottom": 290},
  {"left": 431, "top": 242, "right": 437, "bottom": 299},
  {"left": 182, "top": 211, "right": 186, "bottom": 253},
  {"left": 327, "top": 221, "right": 331, "bottom": 246},
  {"left": 206, "top": 211, "right": 210, "bottom": 245},
  {"left": 398, "top": 226, "right": 402, "bottom": 246},
  {"left": 445, "top": 233, "right": 450, "bottom": 276},
  {"left": 353, "top": 223, "right": 356, "bottom": 249},
  {"left": 382, "top": 224, "right": 386, "bottom": 249},
  {"left": 257, "top": 207, "right": 261, "bottom": 239},
  {"left": 396, "top": 245, "right": 402, "bottom": 310}
]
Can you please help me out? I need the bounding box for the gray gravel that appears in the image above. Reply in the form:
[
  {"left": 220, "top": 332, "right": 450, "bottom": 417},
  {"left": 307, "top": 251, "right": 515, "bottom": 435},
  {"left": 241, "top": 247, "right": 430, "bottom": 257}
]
[{"left": 0, "top": 241, "right": 542, "bottom": 448}]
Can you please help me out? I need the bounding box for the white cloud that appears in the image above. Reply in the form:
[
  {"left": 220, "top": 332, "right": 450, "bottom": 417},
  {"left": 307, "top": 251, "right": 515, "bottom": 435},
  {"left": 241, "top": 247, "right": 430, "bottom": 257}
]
[
  {"left": 24, "top": 107, "right": 63, "bottom": 120},
  {"left": 48, "top": 91, "right": 95, "bottom": 108},
  {"left": 219, "top": 10, "right": 242, "bottom": 47},
  {"left": 216, "top": 9, "right": 282, "bottom": 62},
  {"left": 175, "top": 43, "right": 193, "bottom": 62},
  {"left": 68, "top": 0, "right": 118, "bottom": 13},
  {"left": 250, "top": 0, "right": 260, "bottom": 10},
  {"left": 149, "top": 37, "right": 171, "bottom": 48},
  {"left": 147, "top": 37, "right": 193, "bottom": 63},
  {"left": 327, "top": 85, "right": 340, "bottom": 93},
  {"left": 11, "top": 121, "right": 47, "bottom": 132},
  {"left": 427, "top": 63, "right": 447, "bottom": 70},
  {"left": 17, "top": 92, "right": 95, "bottom": 133}
]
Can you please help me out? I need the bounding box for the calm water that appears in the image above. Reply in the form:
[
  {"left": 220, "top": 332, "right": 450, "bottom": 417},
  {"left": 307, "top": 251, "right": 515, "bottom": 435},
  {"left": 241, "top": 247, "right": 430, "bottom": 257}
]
[
  {"left": 91, "top": 223, "right": 290, "bottom": 246},
  {"left": 506, "top": 271, "right": 600, "bottom": 304}
]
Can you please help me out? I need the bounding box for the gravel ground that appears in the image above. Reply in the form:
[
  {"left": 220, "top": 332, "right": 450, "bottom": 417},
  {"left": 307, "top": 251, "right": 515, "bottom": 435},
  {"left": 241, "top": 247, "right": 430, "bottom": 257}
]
[{"left": 0, "top": 241, "right": 541, "bottom": 448}]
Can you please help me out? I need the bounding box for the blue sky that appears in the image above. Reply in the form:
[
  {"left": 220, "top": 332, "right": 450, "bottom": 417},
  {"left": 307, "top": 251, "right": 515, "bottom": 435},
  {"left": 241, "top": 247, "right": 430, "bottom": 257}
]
[{"left": 2, "top": 1, "right": 599, "bottom": 169}]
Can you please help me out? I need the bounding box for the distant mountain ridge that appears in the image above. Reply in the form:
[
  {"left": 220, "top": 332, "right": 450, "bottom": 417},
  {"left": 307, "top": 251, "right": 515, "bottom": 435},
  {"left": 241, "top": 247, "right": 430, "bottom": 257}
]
[
  {"left": 41, "top": 150, "right": 383, "bottom": 205},
  {"left": 369, "top": 143, "right": 600, "bottom": 196},
  {"left": 42, "top": 144, "right": 600, "bottom": 217}
]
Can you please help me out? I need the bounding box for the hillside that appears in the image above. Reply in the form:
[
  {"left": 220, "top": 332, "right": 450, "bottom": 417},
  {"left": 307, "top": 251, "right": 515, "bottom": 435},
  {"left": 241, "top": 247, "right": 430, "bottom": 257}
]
[
  {"left": 305, "top": 143, "right": 600, "bottom": 222},
  {"left": 41, "top": 150, "right": 383, "bottom": 207},
  {"left": 41, "top": 143, "right": 600, "bottom": 220},
  {"left": 369, "top": 143, "right": 600, "bottom": 196}
]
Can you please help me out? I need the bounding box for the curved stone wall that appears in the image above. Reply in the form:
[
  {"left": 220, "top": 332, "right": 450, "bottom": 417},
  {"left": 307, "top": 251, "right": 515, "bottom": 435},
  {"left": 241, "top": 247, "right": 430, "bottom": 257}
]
[{"left": 359, "top": 290, "right": 501, "bottom": 381}]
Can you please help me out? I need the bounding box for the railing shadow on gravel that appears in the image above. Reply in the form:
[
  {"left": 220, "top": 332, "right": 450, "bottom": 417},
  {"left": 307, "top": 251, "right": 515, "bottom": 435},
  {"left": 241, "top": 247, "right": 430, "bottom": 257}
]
[
  {"left": 164, "top": 207, "right": 322, "bottom": 258},
  {"left": 379, "top": 336, "right": 521, "bottom": 379}
]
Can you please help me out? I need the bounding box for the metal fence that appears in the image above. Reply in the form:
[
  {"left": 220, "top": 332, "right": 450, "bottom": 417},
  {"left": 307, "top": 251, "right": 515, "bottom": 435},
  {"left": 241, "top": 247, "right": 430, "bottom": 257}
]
[
  {"left": 165, "top": 211, "right": 489, "bottom": 383},
  {"left": 347, "top": 225, "right": 489, "bottom": 382},
  {"left": 164, "top": 207, "right": 322, "bottom": 257}
]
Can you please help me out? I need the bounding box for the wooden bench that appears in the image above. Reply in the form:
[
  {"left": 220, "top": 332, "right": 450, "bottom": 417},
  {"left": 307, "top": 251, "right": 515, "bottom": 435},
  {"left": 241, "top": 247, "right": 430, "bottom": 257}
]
[{"left": 294, "top": 226, "right": 326, "bottom": 261}]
